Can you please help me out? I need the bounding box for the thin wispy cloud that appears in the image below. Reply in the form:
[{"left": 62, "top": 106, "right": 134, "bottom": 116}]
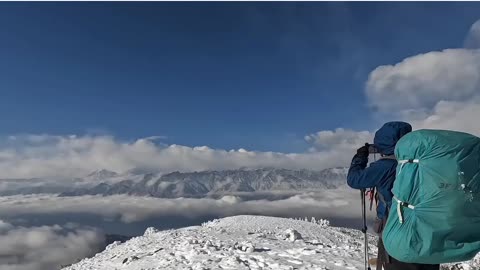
[{"left": 465, "top": 19, "right": 480, "bottom": 49}]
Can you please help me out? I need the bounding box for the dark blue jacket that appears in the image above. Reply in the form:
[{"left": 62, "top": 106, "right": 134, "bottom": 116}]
[{"left": 347, "top": 122, "right": 412, "bottom": 219}]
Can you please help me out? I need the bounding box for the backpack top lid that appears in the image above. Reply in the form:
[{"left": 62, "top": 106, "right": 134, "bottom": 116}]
[{"left": 382, "top": 129, "right": 480, "bottom": 264}]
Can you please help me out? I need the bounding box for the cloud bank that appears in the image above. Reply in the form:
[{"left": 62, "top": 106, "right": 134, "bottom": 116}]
[
  {"left": 0, "top": 190, "right": 364, "bottom": 225},
  {"left": 0, "top": 134, "right": 358, "bottom": 179},
  {"left": 0, "top": 220, "right": 104, "bottom": 270}
]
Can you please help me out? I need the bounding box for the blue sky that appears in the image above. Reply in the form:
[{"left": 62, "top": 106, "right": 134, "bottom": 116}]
[{"left": 1, "top": 2, "right": 480, "bottom": 152}]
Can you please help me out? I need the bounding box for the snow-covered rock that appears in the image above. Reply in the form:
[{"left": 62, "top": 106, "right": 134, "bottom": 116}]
[
  {"left": 284, "top": 229, "right": 302, "bottom": 242},
  {"left": 105, "top": 241, "right": 122, "bottom": 251},
  {"left": 144, "top": 227, "right": 159, "bottom": 236},
  {"left": 442, "top": 253, "right": 480, "bottom": 270}
]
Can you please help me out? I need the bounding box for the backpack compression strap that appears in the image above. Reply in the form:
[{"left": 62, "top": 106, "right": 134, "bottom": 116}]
[
  {"left": 385, "top": 156, "right": 418, "bottom": 224},
  {"left": 393, "top": 196, "right": 415, "bottom": 224},
  {"left": 397, "top": 158, "right": 419, "bottom": 174}
]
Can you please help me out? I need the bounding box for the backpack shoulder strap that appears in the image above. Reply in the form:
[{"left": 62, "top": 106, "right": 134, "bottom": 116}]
[
  {"left": 379, "top": 155, "right": 396, "bottom": 160},
  {"left": 376, "top": 154, "right": 396, "bottom": 216}
]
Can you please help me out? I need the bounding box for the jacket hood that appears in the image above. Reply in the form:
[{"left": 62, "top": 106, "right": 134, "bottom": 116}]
[{"left": 374, "top": 121, "right": 412, "bottom": 155}]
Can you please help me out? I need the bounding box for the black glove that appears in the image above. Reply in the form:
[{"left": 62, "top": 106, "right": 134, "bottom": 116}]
[{"left": 356, "top": 145, "right": 369, "bottom": 158}]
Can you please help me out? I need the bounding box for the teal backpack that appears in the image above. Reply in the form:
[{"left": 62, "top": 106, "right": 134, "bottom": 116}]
[{"left": 382, "top": 129, "right": 480, "bottom": 264}]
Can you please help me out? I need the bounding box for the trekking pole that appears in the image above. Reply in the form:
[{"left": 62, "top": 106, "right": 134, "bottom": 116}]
[{"left": 361, "top": 189, "right": 371, "bottom": 270}]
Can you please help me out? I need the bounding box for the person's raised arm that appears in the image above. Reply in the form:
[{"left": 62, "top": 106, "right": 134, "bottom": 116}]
[{"left": 347, "top": 145, "right": 379, "bottom": 189}]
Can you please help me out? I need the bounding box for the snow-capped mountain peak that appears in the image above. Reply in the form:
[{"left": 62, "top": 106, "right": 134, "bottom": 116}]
[
  {"left": 1, "top": 167, "right": 348, "bottom": 197},
  {"left": 60, "top": 167, "right": 349, "bottom": 198},
  {"left": 85, "top": 169, "right": 119, "bottom": 181}
]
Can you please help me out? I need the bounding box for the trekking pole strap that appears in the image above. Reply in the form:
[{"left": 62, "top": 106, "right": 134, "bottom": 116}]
[{"left": 393, "top": 196, "right": 415, "bottom": 224}]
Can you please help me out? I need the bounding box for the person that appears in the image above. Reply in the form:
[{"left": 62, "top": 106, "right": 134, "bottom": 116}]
[{"left": 347, "top": 121, "right": 440, "bottom": 270}]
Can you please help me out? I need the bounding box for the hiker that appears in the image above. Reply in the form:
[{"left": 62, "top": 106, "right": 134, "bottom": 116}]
[{"left": 347, "top": 121, "right": 440, "bottom": 270}]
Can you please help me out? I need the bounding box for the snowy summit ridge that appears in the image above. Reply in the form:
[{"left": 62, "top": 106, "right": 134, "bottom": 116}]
[{"left": 63, "top": 215, "right": 378, "bottom": 270}]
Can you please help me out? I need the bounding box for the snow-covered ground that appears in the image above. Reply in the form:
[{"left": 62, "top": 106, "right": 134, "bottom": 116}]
[
  {"left": 64, "top": 215, "right": 377, "bottom": 270},
  {"left": 63, "top": 215, "right": 479, "bottom": 270}
]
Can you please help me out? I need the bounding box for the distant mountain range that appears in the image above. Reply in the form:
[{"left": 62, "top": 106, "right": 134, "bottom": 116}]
[{"left": 0, "top": 167, "right": 349, "bottom": 198}]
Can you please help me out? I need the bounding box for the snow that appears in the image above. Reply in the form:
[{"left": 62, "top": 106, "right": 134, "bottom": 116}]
[
  {"left": 283, "top": 229, "right": 303, "bottom": 242},
  {"left": 443, "top": 254, "right": 480, "bottom": 270},
  {"left": 63, "top": 215, "right": 480, "bottom": 270},
  {"left": 63, "top": 215, "right": 378, "bottom": 270}
]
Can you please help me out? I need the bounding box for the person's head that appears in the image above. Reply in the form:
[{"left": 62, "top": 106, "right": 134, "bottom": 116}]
[{"left": 373, "top": 121, "right": 412, "bottom": 155}]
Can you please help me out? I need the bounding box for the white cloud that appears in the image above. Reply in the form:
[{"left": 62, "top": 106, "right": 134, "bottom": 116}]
[
  {"left": 305, "top": 128, "right": 373, "bottom": 152},
  {"left": 366, "top": 49, "right": 480, "bottom": 113},
  {"left": 0, "top": 134, "right": 357, "bottom": 179},
  {"left": 0, "top": 220, "right": 104, "bottom": 270},
  {"left": 142, "top": 136, "right": 168, "bottom": 141},
  {"left": 363, "top": 20, "right": 480, "bottom": 136},
  {"left": 408, "top": 98, "right": 480, "bottom": 136},
  {"left": 465, "top": 19, "right": 480, "bottom": 49},
  {"left": 366, "top": 47, "right": 480, "bottom": 136},
  {"left": 0, "top": 220, "right": 13, "bottom": 232}
]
